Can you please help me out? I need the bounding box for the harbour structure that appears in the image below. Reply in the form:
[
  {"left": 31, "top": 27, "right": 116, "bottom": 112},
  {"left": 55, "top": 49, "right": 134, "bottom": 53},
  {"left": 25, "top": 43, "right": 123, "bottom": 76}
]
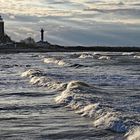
[
  {"left": 0, "top": 15, "right": 4, "bottom": 39},
  {"left": 36, "top": 28, "right": 50, "bottom": 47},
  {"left": 41, "top": 28, "right": 44, "bottom": 42},
  {"left": 0, "top": 15, "right": 12, "bottom": 43}
]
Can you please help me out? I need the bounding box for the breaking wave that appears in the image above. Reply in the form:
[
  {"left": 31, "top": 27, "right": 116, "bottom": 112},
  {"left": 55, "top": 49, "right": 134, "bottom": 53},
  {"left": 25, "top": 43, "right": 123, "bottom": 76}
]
[
  {"left": 79, "top": 53, "right": 94, "bottom": 59},
  {"left": 21, "top": 69, "right": 43, "bottom": 78},
  {"left": 21, "top": 69, "right": 67, "bottom": 90},
  {"left": 43, "top": 57, "right": 87, "bottom": 68},
  {"left": 98, "top": 56, "right": 110, "bottom": 60},
  {"left": 125, "top": 127, "right": 140, "bottom": 140},
  {"left": 55, "top": 80, "right": 128, "bottom": 133},
  {"left": 134, "top": 55, "right": 140, "bottom": 59},
  {"left": 72, "top": 52, "right": 111, "bottom": 60},
  {"left": 21, "top": 69, "right": 139, "bottom": 136},
  {"left": 122, "top": 52, "right": 135, "bottom": 56},
  {"left": 44, "top": 57, "right": 69, "bottom": 66}
]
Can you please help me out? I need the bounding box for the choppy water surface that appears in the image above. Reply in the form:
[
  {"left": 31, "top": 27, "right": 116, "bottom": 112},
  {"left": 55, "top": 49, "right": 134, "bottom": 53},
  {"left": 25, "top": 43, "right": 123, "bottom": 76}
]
[{"left": 0, "top": 52, "right": 140, "bottom": 140}]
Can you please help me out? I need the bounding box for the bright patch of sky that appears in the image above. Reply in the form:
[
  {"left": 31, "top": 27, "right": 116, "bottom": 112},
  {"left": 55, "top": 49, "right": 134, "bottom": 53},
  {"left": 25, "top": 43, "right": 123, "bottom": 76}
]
[{"left": 0, "top": 0, "right": 140, "bottom": 46}]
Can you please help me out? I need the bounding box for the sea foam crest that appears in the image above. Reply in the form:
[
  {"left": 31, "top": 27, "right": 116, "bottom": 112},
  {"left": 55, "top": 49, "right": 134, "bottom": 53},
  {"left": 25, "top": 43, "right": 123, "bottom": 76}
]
[
  {"left": 122, "top": 52, "right": 135, "bottom": 56},
  {"left": 21, "top": 69, "right": 43, "bottom": 78},
  {"left": 30, "top": 76, "right": 65, "bottom": 90},
  {"left": 134, "top": 55, "right": 140, "bottom": 59},
  {"left": 93, "top": 111, "right": 127, "bottom": 133},
  {"left": 79, "top": 53, "right": 94, "bottom": 59},
  {"left": 125, "top": 127, "right": 140, "bottom": 140},
  {"left": 98, "top": 56, "right": 110, "bottom": 60},
  {"left": 21, "top": 69, "right": 67, "bottom": 90},
  {"left": 44, "top": 57, "right": 69, "bottom": 66},
  {"left": 55, "top": 80, "right": 127, "bottom": 133}
]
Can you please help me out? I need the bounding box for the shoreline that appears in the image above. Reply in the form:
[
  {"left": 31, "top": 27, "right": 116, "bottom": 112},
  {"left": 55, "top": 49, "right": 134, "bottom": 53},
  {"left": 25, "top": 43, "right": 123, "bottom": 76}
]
[{"left": 0, "top": 43, "right": 140, "bottom": 53}]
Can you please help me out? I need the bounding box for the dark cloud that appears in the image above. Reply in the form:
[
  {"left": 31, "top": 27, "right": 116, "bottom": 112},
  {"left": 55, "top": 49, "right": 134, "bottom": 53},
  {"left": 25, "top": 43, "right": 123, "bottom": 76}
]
[{"left": 84, "top": 8, "right": 140, "bottom": 14}]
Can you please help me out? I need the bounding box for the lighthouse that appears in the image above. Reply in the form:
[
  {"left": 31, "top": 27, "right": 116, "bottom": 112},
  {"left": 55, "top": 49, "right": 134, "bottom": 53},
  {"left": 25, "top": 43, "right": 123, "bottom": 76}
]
[
  {"left": 41, "top": 28, "right": 44, "bottom": 42},
  {"left": 0, "top": 15, "right": 4, "bottom": 39}
]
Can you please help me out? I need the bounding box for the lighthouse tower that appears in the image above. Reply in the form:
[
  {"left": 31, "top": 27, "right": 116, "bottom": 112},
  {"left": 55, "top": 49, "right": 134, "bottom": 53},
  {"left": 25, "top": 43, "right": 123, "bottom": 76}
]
[
  {"left": 41, "top": 28, "right": 44, "bottom": 42},
  {"left": 0, "top": 15, "right": 4, "bottom": 39}
]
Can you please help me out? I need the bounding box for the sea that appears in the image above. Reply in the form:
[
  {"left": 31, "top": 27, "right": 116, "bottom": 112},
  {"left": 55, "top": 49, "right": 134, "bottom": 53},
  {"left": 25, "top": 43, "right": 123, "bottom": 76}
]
[{"left": 0, "top": 52, "right": 140, "bottom": 140}]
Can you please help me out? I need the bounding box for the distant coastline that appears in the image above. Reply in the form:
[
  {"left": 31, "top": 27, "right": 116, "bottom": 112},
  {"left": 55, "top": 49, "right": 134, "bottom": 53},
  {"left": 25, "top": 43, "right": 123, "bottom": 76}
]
[
  {"left": 0, "top": 42, "right": 140, "bottom": 53},
  {"left": 0, "top": 15, "right": 140, "bottom": 53}
]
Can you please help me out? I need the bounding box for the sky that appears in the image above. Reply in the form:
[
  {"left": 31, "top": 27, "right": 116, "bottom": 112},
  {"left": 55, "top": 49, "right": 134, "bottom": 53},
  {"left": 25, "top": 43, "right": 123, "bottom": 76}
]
[{"left": 0, "top": 0, "right": 140, "bottom": 46}]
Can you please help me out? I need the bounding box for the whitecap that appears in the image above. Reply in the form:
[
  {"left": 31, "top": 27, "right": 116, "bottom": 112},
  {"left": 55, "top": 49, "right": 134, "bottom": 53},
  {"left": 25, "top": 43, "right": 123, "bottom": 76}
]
[
  {"left": 122, "top": 52, "right": 135, "bottom": 56},
  {"left": 55, "top": 80, "right": 128, "bottom": 133},
  {"left": 134, "top": 55, "right": 140, "bottom": 59},
  {"left": 125, "top": 127, "right": 140, "bottom": 140},
  {"left": 79, "top": 53, "right": 94, "bottom": 59},
  {"left": 93, "top": 111, "right": 127, "bottom": 133},
  {"left": 21, "top": 69, "right": 42, "bottom": 78},
  {"left": 44, "top": 57, "right": 69, "bottom": 66},
  {"left": 98, "top": 56, "right": 110, "bottom": 60}
]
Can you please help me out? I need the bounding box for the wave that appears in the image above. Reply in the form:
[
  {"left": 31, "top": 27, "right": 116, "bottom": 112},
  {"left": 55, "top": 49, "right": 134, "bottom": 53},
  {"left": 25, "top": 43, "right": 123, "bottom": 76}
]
[
  {"left": 21, "top": 69, "right": 67, "bottom": 90},
  {"left": 21, "top": 69, "right": 43, "bottom": 78},
  {"left": 21, "top": 70, "right": 137, "bottom": 136},
  {"left": 44, "top": 57, "right": 87, "bottom": 68},
  {"left": 125, "top": 127, "right": 140, "bottom": 140},
  {"left": 77, "top": 53, "right": 111, "bottom": 60},
  {"left": 134, "top": 55, "right": 140, "bottom": 59},
  {"left": 122, "top": 52, "right": 135, "bottom": 56},
  {"left": 98, "top": 56, "right": 110, "bottom": 60},
  {"left": 44, "top": 57, "right": 69, "bottom": 66},
  {"left": 30, "top": 76, "right": 66, "bottom": 90},
  {"left": 0, "top": 56, "right": 11, "bottom": 60},
  {"left": 79, "top": 53, "right": 94, "bottom": 59},
  {"left": 55, "top": 80, "right": 128, "bottom": 133},
  {"left": 75, "top": 52, "right": 101, "bottom": 59}
]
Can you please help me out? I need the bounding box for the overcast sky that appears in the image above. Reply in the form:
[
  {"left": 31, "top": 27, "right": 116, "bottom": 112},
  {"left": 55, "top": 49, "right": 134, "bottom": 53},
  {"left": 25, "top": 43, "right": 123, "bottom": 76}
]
[{"left": 0, "top": 0, "right": 140, "bottom": 46}]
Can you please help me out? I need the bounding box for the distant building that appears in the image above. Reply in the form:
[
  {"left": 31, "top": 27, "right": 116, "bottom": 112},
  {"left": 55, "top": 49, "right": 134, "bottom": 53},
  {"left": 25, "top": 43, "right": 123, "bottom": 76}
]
[
  {"left": 0, "top": 15, "right": 12, "bottom": 43},
  {"left": 41, "top": 28, "right": 44, "bottom": 42},
  {"left": 0, "top": 15, "right": 4, "bottom": 39},
  {"left": 36, "top": 28, "right": 50, "bottom": 47}
]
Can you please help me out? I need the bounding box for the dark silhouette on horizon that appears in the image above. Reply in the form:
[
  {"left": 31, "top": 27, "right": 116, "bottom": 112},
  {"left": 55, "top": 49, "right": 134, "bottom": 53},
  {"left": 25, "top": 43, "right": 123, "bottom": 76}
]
[
  {"left": 0, "top": 15, "right": 12, "bottom": 43},
  {"left": 0, "top": 15, "right": 140, "bottom": 53},
  {"left": 0, "top": 15, "right": 4, "bottom": 38},
  {"left": 41, "top": 28, "right": 44, "bottom": 42}
]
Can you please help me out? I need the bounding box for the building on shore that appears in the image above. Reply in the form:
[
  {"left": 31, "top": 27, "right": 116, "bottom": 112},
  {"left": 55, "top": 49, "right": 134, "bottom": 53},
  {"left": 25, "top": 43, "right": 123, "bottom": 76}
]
[
  {"left": 0, "top": 15, "right": 12, "bottom": 43},
  {"left": 36, "top": 28, "right": 50, "bottom": 47},
  {"left": 0, "top": 15, "right": 4, "bottom": 40},
  {"left": 41, "top": 28, "right": 44, "bottom": 42}
]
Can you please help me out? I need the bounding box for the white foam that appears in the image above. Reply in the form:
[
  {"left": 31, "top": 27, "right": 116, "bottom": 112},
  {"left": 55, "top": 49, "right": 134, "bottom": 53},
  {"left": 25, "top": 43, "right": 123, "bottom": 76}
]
[
  {"left": 30, "top": 76, "right": 51, "bottom": 86},
  {"left": 122, "top": 52, "right": 135, "bottom": 56},
  {"left": 93, "top": 111, "right": 127, "bottom": 133},
  {"left": 98, "top": 56, "right": 110, "bottom": 60},
  {"left": 55, "top": 80, "right": 128, "bottom": 133},
  {"left": 44, "top": 58, "right": 69, "bottom": 66},
  {"left": 134, "top": 55, "right": 140, "bottom": 59},
  {"left": 75, "top": 103, "right": 100, "bottom": 117},
  {"left": 21, "top": 69, "right": 66, "bottom": 90},
  {"left": 66, "top": 80, "right": 90, "bottom": 89},
  {"left": 21, "top": 69, "right": 42, "bottom": 78},
  {"left": 30, "top": 76, "right": 64, "bottom": 89},
  {"left": 55, "top": 80, "right": 91, "bottom": 105},
  {"left": 125, "top": 127, "right": 140, "bottom": 140},
  {"left": 79, "top": 53, "right": 94, "bottom": 59}
]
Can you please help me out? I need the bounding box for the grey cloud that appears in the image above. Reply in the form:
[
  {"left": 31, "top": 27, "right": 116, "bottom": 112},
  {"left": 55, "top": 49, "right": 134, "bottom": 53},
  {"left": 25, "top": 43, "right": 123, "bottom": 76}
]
[{"left": 84, "top": 8, "right": 140, "bottom": 13}]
